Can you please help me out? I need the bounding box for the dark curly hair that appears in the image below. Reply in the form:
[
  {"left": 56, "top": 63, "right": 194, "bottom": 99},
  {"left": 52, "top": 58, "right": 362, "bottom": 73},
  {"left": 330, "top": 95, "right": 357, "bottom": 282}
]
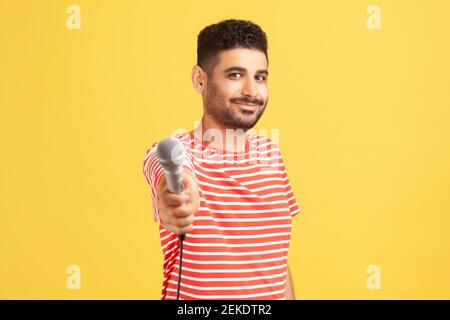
[{"left": 197, "top": 19, "right": 268, "bottom": 76}]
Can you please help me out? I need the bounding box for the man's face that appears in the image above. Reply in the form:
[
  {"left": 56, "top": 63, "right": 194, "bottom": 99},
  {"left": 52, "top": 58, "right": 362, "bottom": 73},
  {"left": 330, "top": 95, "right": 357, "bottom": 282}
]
[{"left": 203, "top": 48, "right": 269, "bottom": 131}]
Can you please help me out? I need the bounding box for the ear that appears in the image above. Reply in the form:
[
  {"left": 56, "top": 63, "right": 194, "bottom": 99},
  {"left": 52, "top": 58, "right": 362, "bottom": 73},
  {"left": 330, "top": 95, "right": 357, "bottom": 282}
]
[{"left": 191, "top": 65, "right": 207, "bottom": 93}]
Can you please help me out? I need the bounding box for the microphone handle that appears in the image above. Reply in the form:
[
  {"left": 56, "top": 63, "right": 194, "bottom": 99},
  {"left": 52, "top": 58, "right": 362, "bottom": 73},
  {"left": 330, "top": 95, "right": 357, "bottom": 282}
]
[
  {"left": 165, "top": 168, "right": 184, "bottom": 194},
  {"left": 164, "top": 168, "right": 186, "bottom": 241}
]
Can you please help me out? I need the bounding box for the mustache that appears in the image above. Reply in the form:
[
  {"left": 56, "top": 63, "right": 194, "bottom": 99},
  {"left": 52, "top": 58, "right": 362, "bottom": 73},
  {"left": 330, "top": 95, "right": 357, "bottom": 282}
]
[{"left": 230, "top": 97, "right": 264, "bottom": 106}]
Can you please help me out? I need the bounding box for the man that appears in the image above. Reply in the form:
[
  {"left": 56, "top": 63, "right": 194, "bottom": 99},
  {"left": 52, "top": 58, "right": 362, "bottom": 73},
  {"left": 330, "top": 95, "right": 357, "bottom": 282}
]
[{"left": 143, "top": 19, "right": 301, "bottom": 300}]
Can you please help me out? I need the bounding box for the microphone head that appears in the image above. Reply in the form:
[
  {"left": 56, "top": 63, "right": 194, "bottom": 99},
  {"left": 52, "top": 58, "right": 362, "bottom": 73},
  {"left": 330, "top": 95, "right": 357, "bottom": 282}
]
[{"left": 156, "top": 137, "right": 185, "bottom": 172}]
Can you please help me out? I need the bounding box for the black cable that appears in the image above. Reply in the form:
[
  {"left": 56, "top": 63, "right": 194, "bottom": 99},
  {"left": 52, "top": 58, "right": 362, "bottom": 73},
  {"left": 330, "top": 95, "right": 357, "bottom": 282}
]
[{"left": 176, "top": 234, "right": 185, "bottom": 300}]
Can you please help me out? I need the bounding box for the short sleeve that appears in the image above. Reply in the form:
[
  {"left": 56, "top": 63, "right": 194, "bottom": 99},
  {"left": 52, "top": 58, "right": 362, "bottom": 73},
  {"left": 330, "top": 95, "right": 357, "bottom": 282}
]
[{"left": 142, "top": 140, "right": 195, "bottom": 223}]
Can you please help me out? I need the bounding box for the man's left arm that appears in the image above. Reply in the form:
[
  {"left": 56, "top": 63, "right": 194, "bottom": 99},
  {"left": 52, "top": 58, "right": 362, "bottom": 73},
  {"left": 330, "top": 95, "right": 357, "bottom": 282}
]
[{"left": 286, "top": 264, "right": 295, "bottom": 300}]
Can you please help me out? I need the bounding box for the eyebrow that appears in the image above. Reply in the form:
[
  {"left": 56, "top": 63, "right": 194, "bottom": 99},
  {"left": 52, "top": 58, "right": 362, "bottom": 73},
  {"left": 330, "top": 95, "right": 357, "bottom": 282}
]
[{"left": 224, "top": 66, "right": 268, "bottom": 76}]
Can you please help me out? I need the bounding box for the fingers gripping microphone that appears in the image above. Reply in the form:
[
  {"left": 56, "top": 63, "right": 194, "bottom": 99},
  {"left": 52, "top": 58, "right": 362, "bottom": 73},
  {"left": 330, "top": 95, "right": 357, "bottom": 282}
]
[{"left": 156, "top": 137, "right": 187, "bottom": 300}]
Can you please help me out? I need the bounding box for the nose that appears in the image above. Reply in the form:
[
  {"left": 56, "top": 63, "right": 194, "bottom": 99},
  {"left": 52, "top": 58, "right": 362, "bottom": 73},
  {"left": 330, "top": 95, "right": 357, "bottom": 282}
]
[{"left": 241, "top": 78, "right": 258, "bottom": 99}]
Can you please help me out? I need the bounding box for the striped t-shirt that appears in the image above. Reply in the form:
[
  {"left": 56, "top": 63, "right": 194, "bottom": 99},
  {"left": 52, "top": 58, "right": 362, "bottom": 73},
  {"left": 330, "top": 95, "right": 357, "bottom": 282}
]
[{"left": 142, "top": 131, "right": 301, "bottom": 300}]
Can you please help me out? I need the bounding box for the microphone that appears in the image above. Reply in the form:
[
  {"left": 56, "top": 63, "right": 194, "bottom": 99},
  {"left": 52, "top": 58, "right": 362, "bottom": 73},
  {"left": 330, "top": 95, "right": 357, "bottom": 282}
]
[
  {"left": 156, "top": 137, "right": 185, "bottom": 195},
  {"left": 156, "top": 137, "right": 187, "bottom": 300}
]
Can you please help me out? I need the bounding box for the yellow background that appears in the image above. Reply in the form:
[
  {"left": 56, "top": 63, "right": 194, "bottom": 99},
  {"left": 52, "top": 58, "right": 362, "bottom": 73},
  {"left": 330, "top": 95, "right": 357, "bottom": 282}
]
[{"left": 1, "top": 0, "right": 449, "bottom": 299}]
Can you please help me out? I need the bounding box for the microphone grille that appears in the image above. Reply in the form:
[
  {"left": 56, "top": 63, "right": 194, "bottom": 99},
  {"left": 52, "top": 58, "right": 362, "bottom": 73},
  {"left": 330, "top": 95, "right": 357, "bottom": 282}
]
[{"left": 156, "top": 137, "right": 185, "bottom": 171}]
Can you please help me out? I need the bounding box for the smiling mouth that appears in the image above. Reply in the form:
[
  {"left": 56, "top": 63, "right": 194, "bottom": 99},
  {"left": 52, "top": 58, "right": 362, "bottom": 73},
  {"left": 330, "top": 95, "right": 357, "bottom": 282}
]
[{"left": 233, "top": 102, "right": 259, "bottom": 112}]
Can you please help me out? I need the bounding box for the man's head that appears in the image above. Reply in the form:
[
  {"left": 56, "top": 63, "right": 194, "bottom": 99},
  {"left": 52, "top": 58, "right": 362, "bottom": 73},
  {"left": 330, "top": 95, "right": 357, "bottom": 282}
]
[{"left": 192, "top": 19, "right": 269, "bottom": 132}]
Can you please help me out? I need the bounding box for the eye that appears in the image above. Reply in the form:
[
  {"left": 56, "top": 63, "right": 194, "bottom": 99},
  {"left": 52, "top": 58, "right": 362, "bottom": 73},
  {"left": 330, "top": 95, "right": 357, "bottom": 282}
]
[
  {"left": 228, "top": 73, "right": 242, "bottom": 79},
  {"left": 256, "top": 75, "right": 267, "bottom": 81}
]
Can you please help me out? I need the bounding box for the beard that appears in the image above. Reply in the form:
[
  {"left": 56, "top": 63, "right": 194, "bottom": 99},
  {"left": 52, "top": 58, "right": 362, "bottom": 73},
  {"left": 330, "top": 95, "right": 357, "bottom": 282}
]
[{"left": 204, "top": 80, "right": 267, "bottom": 131}]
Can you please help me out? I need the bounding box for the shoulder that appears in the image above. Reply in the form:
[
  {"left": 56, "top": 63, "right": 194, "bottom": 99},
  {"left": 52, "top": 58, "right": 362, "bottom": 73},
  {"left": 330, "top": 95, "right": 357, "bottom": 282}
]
[{"left": 143, "top": 142, "right": 158, "bottom": 162}]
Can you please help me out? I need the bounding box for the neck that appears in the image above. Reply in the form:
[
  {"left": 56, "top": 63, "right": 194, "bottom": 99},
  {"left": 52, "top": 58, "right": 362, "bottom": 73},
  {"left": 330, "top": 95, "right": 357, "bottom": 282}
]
[{"left": 193, "top": 116, "right": 248, "bottom": 153}]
